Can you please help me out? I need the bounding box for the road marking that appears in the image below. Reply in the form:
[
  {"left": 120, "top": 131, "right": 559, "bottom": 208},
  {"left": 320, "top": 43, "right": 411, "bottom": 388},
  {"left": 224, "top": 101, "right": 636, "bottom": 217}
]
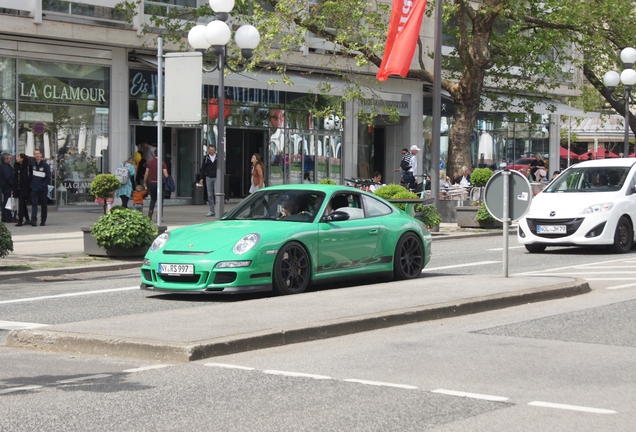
[
  {"left": 264, "top": 370, "right": 332, "bottom": 380},
  {"left": 606, "top": 282, "right": 636, "bottom": 290},
  {"left": 515, "top": 257, "right": 635, "bottom": 275},
  {"left": 432, "top": 389, "right": 508, "bottom": 402},
  {"left": 123, "top": 365, "right": 171, "bottom": 373},
  {"left": 522, "top": 272, "right": 636, "bottom": 276},
  {"left": 486, "top": 246, "right": 525, "bottom": 251},
  {"left": 0, "top": 321, "right": 49, "bottom": 330},
  {"left": 423, "top": 261, "right": 500, "bottom": 272},
  {"left": 0, "top": 385, "right": 42, "bottom": 394},
  {"left": 0, "top": 287, "right": 139, "bottom": 305},
  {"left": 344, "top": 379, "right": 417, "bottom": 390},
  {"left": 56, "top": 374, "right": 112, "bottom": 384},
  {"left": 528, "top": 401, "right": 616, "bottom": 414},
  {"left": 205, "top": 363, "right": 255, "bottom": 371}
]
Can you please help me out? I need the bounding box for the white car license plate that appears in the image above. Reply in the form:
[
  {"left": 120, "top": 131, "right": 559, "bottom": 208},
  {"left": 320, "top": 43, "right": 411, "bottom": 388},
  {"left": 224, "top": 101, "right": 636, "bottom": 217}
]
[
  {"left": 159, "top": 264, "right": 194, "bottom": 275},
  {"left": 537, "top": 225, "right": 566, "bottom": 234}
]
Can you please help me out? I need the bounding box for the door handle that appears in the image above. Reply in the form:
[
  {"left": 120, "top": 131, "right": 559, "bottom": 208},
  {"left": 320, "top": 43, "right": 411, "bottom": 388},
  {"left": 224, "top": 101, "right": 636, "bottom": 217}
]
[{"left": 368, "top": 229, "right": 378, "bottom": 235}]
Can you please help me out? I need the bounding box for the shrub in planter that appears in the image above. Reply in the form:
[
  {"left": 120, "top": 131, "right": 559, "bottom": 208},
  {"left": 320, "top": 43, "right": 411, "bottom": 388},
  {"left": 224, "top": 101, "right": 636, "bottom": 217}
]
[
  {"left": 373, "top": 183, "right": 408, "bottom": 200},
  {"left": 91, "top": 207, "right": 158, "bottom": 250},
  {"left": 90, "top": 173, "right": 121, "bottom": 214},
  {"left": 470, "top": 168, "right": 493, "bottom": 187},
  {"left": 421, "top": 205, "right": 442, "bottom": 229},
  {"left": 475, "top": 202, "right": 496, "bottom": 223},
  {"left": 318, "top": 178, "right": 337, "bottom": 185},
  {"left": 0, "top": 221, "right": 13, "bottom": 258}
]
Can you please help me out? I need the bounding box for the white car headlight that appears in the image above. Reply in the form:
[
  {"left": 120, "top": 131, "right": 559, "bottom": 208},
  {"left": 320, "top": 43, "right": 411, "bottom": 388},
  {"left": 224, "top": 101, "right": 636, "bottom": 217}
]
[
  {"left": 150, "top": 232, "right": 170, "bottom": 252},
  {"left": 581, "top": 202, "right": 614, "bottom": 215},
  {"left": 233, "top": 233, "right": 261, "bottom": 255}
]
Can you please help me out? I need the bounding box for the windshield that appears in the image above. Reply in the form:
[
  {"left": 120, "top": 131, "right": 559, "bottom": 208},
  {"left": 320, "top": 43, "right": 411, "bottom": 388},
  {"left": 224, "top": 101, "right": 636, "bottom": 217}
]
[
  {"left": 544, "top": 166, "right": 630, "bottom": 193},
  {"left": 223, "top": 190, "right": 326, "bottom": 222}
]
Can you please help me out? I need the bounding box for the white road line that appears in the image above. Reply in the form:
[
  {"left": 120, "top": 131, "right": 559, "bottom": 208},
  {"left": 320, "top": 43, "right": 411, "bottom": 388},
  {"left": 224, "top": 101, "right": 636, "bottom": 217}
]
[
  {"left": 528, "top": 401, "right": 616, "bottom": 414},
  {"left": 0, "top": 287, "right": 139, "bottom": 305},
  {"left": 0, "top": 321, "right": 49, "bottom": 330},
  {"left": 264, "top": 370, "right": 332, "bottom": 380},
  {"left": 515, "top": 257, "right": 634, "bottom": 275},
  {"left": 344, "top": 379, "right": 417, "bottom": 390},
  {"left": 0, "top": 385, "right": 42, "bottom": 394},
  {"left": 123, "top": 365, "right": 171, "bottom": 373},
  {"left": 487, "top": 246, "right": 525, "bottom": 251},
  {"left": 205, "top": 363, "right": 255, "bottom": 371},
  {"left": 56, "top": 374, "right": 112, "bottom": 384},
  {"left": 521, "top": 272, "right": 636, "bottom": 276},
  {"left": 606, "top": 282, "right": 636, "bottom": 290},
  {"left": 423, "top": 261, "right": 500, "bottom": 272},
  {"left": 431, "top": 389, "right": 508, "bottom": 402}
]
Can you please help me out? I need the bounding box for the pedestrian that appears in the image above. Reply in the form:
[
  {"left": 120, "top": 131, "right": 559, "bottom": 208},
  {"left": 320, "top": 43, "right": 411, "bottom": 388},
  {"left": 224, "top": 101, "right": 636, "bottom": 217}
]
[
  {"left": 30, "top": 149, "right": 51, "bottom": 227},
  {"left": 134, "top": 149, "right": 146, "bottom": 187},
  {"left": 369, "top": 171, "right": 384, "bottom": 192},
  {"left": 115, "top": 156, "right": 136, "bottom": 208},
  {"left": 144, "top": 149, "right": 169, "bottom": 221},
  {"left": 199, "top": 145, "right": 217, "bottom": 217},
  {"left": 392, "top": 148, "right": 409, "bottom": 185},
  {"left": 250, "top": 153, "right": 264, "bottom": 193},
  {"left": 401, "top": 145, "right": 419, "bottom": 190},
  {"left": 454, "top": 166, "right": 472, "bottom": 187},
  {"left": 132, "top": 184, "right": 148, "bottom": 213},
  {"left": 529, "top": 153, "right": 546, "bottom": 181},
  {"left": 0, "top": 152, "right": 15, "bottom": 223},
  {"left": 13, "top": 153, "right": 31, "bottom": 226}
]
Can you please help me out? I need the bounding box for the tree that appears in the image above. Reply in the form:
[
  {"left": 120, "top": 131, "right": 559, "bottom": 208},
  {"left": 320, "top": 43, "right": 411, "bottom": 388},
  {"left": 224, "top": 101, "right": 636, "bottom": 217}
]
[{"left": 119, "top": 0, "right": 636, "bottom": 176}]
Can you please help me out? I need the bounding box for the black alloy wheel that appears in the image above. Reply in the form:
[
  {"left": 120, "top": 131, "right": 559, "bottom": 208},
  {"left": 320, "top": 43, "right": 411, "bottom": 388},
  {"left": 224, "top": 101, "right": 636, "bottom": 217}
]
[
  {"left": 273, "top": 241, "right": 310, "bottom": 295},
  {"left": 393, "top": 233, "right": 424, "bottom": 280},
  {"left": 610, "top": 216, "right": 633, "bottom": 254}
]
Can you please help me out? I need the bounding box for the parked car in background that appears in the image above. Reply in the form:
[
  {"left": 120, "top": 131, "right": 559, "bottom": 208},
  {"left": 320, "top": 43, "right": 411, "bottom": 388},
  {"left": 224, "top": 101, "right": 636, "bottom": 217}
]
[
  {"left": 510, "top": 157, "right": 535, "bottom": 177},
  {"left": 518, "top": 159, "right": 636, "bottom": 254}
]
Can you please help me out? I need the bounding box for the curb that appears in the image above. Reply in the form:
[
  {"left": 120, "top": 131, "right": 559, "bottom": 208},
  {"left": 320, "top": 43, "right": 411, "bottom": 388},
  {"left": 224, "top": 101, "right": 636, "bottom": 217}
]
[{"left": 6, "top": 278, "right": 591, "bottom": 363}]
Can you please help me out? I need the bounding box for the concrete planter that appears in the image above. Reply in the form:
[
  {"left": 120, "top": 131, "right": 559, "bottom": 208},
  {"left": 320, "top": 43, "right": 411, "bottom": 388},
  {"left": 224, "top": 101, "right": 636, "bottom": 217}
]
[
  {"left": 82, "top": 226, "right": 167, "bottom": 257},
  {"left": 455, "top": 206, "right": 503, "bottom": 229},
  {"left": 438, "top": 200, "right": 472, "bottom": 223}
]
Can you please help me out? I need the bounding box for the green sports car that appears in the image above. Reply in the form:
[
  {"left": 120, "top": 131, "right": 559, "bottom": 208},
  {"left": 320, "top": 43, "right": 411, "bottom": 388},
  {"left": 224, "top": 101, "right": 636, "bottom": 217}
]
[{"left": 140, "top": 184, "right": 432, "bottom": 295}]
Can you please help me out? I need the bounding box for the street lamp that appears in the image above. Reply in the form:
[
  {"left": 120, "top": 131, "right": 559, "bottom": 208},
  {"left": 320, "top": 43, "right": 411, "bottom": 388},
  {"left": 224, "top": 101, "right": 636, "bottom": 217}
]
[
  {"left": 603, "top": 47, "right": 636, "bottom": 158},
  {"left": 187, "top": 0, "right": 260, "bottom": 217}
]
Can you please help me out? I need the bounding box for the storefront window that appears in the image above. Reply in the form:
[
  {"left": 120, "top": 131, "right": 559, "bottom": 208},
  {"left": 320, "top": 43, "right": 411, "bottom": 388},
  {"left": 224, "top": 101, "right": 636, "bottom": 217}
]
[{"left": 18, "top": 60, "right": 110, "bottom": 205}]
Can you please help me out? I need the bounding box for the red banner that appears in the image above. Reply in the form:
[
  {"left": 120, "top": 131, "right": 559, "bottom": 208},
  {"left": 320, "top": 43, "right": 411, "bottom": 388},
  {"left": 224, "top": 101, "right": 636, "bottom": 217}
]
[{"left": 376, "top": 0, "right": 428, "bottom": 82}]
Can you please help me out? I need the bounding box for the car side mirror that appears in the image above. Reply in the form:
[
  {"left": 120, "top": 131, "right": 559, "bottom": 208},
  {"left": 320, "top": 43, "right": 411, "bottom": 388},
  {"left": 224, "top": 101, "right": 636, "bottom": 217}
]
[{"left": 321, "top": 211, "right": 350, "bottom": 222}]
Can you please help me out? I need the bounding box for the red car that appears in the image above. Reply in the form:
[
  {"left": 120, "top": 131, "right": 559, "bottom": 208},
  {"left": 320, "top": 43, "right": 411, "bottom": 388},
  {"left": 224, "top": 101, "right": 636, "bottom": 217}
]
[{"left": 510, "top": 157, "right": 535, "bottom": 176}]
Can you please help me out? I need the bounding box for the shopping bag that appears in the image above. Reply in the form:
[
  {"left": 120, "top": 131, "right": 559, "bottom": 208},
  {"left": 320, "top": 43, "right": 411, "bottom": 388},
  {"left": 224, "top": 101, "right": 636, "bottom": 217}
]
[{"left": 5, "top": 197, "right": 17, "bottom": 212}]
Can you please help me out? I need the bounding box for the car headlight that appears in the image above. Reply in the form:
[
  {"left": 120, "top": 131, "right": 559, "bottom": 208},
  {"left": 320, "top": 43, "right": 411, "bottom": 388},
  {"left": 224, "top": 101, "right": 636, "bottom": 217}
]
[
  {"left": 233, "top": 233, "right": 260, "bottom": 255},
  {"left": 580, "top": 202, "right": 614, "bottom": 215},
  {"left": 150, "top": 232, "right": 170, "bottom": 252}
]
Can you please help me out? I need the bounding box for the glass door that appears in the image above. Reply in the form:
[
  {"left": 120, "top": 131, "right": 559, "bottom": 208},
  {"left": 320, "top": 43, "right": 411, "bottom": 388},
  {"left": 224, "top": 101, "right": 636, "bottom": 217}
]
[{"left": 176, "top": 128, "right": 199, "bottom": 197}]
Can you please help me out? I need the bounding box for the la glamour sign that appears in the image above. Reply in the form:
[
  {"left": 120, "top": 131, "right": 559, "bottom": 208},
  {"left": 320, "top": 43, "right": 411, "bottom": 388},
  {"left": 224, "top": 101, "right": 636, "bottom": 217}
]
[{"left": 19, "top": 82, "right": 108, "bottom": 105}]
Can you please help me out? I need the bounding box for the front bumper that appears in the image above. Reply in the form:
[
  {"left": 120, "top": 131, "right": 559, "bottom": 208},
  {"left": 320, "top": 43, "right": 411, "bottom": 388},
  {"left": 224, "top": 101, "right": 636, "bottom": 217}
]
[{"left": 517, "top": 214, "right": 615, "bottom": 246}]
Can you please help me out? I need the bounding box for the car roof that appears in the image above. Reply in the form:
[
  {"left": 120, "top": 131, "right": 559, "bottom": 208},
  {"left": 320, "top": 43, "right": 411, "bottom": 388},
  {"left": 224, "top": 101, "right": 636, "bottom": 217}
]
[
  {"left": 571, "top": 158, "right": 636, "bottom": 168},
  {"left": 263, "top": 184, "right": 352, "bottom": 192}
]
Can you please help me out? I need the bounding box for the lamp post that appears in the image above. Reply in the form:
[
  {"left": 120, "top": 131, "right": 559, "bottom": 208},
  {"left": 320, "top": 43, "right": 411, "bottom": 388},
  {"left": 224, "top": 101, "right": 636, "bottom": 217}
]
[
  {"left": 188, "top": 0, "right": 260, "bottom": 217},
  {"left": 603, "top": 47, "right": 636, "bottom": 158}
]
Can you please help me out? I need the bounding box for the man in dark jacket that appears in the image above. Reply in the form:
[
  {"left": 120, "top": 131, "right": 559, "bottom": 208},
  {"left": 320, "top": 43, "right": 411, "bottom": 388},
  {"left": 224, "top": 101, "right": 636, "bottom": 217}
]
[
  {"left": 0, "top": 152, "right": 15, "bottom": 223},
  {"left": 198, "top": 145, "right": 217, "bottom": 217},
  {"left": 13, "top": 153, "right": 31, "bottom": 226},
  {"left": 30, "top": 149, "right": 51, "bottom": 227}
]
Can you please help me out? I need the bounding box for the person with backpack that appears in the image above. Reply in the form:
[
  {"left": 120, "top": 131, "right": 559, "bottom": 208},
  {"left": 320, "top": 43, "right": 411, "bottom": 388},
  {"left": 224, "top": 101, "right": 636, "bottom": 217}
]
[
  {"left": 115, "top": 156, "right": 136, "bottom": 208},
  {"left": 397, "top": 145, "right": 419, "bottom": 191}
]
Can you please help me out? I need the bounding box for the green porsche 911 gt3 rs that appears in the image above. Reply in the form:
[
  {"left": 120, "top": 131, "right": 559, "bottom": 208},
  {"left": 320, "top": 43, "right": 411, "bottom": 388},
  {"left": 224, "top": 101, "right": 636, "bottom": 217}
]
[{"left": 140, "top": 184, "right": 432, "bottom": 295}]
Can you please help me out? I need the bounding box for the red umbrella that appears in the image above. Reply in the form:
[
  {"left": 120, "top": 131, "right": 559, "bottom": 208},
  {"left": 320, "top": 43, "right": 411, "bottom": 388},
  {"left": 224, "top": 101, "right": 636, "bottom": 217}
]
[
  {"left": 578, "top": 149, "right": 620, "bottom": 160},
  {"left": 559, "top": 147, "right": 579, "bottom": 160}
]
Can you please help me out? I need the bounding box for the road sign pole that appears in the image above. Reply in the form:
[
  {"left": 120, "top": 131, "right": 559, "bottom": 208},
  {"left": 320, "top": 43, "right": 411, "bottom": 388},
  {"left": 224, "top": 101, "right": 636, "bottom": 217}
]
[{"left": 502, "top": 168, "right": 510, "bottom": 277}]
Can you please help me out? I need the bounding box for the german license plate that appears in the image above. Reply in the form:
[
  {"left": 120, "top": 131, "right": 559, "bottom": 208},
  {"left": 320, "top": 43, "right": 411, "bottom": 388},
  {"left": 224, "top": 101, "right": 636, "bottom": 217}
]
[
  {"left": 537, "top": 225, "right": 566, "bottom": 234},
  {"left": 158, "top": 264, "right": 194, "bottom": 275}
]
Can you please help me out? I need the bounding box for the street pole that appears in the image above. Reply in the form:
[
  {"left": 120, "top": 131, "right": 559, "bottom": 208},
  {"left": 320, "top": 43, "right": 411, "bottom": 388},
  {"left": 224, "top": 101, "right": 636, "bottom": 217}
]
[
  {"left": 625, "top": 86, "right": 631, "bottom": 158},
  {"left": 157, "top": 36, "right": 163, "bottom": 225},
  {"left": 430, "top": 0, "right": 442, "bottom": 216},
  {"left": 215, "top": 49, "right": 225, "bottom": 217},
  {"left": 502, "top": 165, "right": 510, "bottom": 278}
]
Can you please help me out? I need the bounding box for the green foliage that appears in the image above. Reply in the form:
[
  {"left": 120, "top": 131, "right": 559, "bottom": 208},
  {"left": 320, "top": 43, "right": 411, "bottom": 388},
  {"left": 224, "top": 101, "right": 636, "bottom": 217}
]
[
  {"left": 0, "top": 221, "right": 13, "bottom": 259},
  {"left": 421, "top": 205, "right": 442, "bottom": 229},
  {"left": 91, "top": 207, "right": 158, "bottom": 250},
  {"left": 318, "top": 178, "right": 337, "bottom": 185},
  {"left": 470, "top": 168, "right": 493, "bottom": 187},
  {"left": 373, "top": 183, "right": 409, "bottom": 200},
  {"left": 475, "top": 202, "right": 495, "bottom": 223},
  {"left": 90, "top": 173, "right": 121, "bottom": 214}
]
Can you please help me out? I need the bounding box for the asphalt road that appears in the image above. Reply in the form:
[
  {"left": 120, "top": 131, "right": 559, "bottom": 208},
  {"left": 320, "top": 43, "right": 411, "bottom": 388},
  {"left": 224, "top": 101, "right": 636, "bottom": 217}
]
[{"left": 1, "top": 235, "right": 635, "bottom": 430}]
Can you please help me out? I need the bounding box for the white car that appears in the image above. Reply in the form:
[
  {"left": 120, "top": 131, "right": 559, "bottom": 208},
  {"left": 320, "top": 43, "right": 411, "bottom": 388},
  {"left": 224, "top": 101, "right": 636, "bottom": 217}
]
[{"left": 518, "top": 158, "right": 636, "bottom": 253}]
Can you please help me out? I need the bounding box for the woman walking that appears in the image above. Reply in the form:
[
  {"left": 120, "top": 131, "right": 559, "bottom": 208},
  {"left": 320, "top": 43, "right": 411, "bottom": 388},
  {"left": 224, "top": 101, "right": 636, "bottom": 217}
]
[
  {"left": 13, "top": 153, "right": 31, "bottom": 226},
  {"left": 249, "top": 153, "right": 264, "bottom": 193},
  {"left": 115, "top": 156, "right": 136, "bottom": 208}
]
